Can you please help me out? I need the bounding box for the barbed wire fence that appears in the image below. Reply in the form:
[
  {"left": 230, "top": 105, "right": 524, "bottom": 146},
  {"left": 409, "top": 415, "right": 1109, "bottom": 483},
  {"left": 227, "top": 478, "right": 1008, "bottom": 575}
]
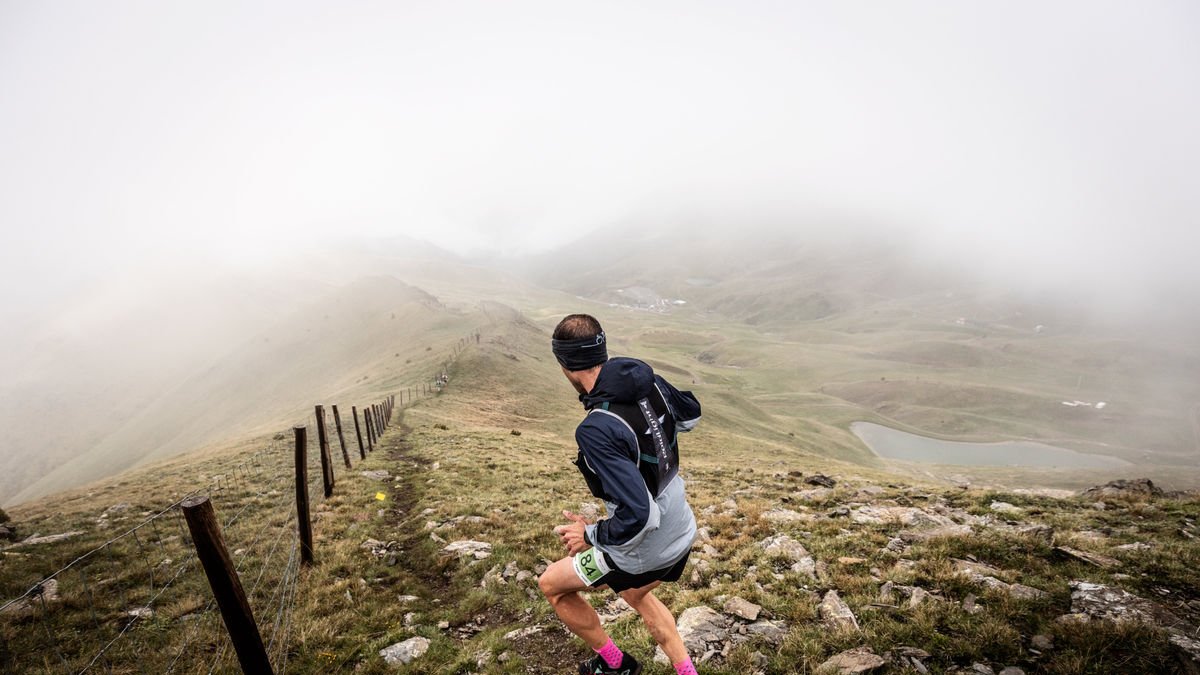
[{"left": 0, "top": 330, "right": 480, "bottom": 674}]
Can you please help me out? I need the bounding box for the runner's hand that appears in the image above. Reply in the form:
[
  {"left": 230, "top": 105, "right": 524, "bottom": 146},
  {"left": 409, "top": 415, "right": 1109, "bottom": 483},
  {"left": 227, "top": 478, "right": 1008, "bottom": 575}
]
[{"left": 554, "top": 510, "right": 590, "bottom": 555}]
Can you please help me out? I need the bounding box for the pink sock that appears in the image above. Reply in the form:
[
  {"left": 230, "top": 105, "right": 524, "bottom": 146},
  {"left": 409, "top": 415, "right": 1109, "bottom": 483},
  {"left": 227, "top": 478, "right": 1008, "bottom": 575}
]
[
  {"left": 674, "top": 658, "right": 698, "bottom": 675},
  {"left": 594, "top": 638, "right": 623, "bottom": 669}
]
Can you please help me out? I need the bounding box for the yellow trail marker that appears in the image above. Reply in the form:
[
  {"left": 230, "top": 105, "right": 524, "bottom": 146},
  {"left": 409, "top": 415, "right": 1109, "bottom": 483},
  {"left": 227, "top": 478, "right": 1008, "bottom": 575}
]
[{"left": 375, "top": 492, "right": 386, "bottom": 501}]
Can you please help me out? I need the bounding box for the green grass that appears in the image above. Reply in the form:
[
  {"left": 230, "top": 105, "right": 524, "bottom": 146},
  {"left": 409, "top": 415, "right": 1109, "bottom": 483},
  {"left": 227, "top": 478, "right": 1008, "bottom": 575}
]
[{"left": 4, "top": 303, "right": 1200, "bottom": 673}]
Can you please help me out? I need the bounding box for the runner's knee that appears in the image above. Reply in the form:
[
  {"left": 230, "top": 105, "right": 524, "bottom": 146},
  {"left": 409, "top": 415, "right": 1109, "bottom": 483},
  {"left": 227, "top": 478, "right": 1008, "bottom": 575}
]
[{"left": 538, "top": 573, "right": 557, "bottom": 599}]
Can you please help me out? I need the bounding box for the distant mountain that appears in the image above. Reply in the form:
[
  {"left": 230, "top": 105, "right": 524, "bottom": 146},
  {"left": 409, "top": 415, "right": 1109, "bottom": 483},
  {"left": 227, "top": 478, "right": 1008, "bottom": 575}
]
[{"left": 5, "top": 273, "right": 476, "bottom": 505}]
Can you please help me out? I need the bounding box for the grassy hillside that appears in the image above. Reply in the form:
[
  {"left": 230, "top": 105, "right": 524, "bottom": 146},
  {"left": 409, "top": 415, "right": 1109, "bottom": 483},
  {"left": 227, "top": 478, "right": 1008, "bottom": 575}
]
[
  {"left": 10, "top": 276, "right": 481, "bottom": 505},
  {"left": 4, "top": 310, "right": 1200, "bottom": 674}
]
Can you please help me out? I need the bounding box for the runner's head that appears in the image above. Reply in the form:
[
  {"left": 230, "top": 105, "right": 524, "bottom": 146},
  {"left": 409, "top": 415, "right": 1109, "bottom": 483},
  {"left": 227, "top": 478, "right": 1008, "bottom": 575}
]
[{"left": 552, "top": 314, "right": 607, "bottom": 392}]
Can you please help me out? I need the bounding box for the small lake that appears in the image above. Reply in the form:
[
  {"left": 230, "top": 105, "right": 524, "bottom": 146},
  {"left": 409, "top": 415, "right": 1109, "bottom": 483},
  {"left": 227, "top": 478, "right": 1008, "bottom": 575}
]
[{"left": 851, "top": 421, "right": 1131, "bottom": 469}]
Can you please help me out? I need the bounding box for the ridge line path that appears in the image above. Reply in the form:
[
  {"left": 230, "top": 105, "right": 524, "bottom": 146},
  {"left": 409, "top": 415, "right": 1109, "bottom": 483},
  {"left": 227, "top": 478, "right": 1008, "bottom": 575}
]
[{"left": 371, "top": 424, "right": 578, "bottom": 673}]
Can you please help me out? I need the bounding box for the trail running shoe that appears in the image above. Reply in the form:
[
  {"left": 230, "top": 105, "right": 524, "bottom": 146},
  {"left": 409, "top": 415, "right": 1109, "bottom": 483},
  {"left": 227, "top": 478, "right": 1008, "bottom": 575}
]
[{"left": 578, "top": 652, "right": 642, "bottom": 675}]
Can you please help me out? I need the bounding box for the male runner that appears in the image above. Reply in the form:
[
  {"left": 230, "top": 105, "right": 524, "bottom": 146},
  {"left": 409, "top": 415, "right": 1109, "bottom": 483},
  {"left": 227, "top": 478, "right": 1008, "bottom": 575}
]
[{"left": 538, "top": 314, "right": 702, "bottom": 675}]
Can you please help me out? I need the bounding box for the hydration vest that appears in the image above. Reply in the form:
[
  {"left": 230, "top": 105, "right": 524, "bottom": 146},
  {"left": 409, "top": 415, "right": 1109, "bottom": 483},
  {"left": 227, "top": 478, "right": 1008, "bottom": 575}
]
[{"left": 585, "top": 382, "right": 680, "bottom": 498}]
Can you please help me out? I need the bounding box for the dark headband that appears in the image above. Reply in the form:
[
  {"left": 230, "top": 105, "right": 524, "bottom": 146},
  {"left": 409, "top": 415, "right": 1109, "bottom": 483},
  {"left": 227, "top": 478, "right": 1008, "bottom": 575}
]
[{"left": 551, "top": 331, "right": 608, "bottom": 371}]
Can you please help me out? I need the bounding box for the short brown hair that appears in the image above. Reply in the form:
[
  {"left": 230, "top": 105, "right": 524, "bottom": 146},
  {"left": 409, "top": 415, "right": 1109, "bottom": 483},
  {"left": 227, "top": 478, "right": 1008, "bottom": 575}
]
[{"left": 553, "top": 313, "right": 603, "bottom": 341}]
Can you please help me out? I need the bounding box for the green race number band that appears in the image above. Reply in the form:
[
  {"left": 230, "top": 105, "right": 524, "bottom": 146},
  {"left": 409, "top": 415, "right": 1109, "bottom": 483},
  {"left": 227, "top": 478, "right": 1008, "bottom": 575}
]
[{"left": 572, "top": 547, "right": 611, "bottom": 586}]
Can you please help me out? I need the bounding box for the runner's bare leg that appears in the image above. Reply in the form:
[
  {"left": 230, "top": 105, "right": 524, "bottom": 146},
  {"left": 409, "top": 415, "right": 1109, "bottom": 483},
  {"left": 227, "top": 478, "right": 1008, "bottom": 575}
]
[
  {"left": 620, "top": 582, "right": 689, "bottom": 664},
  {"left": 538, "top": 557, "right": 610, "bottom": 648}
]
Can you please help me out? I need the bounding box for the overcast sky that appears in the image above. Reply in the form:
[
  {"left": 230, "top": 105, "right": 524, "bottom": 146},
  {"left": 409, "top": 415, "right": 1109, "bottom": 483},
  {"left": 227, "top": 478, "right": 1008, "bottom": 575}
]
[{"left": 2, "top": 1, "right": 1198, "bottom": 319}]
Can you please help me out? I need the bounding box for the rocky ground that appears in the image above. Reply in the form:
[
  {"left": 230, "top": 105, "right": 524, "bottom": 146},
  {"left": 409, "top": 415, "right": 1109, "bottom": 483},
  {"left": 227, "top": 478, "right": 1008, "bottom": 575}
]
[{"left": 356, "top": 421, "right": 1200, "bottom": 675}]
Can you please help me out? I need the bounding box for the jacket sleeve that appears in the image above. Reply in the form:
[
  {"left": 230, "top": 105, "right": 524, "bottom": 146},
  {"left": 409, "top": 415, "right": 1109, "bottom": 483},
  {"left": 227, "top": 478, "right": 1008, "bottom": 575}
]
[
  {"left": 577, "top": 418, "right": 660, "bottom": 549},
  {"left": 655, "top": 374, "right": 702, "bottom": 432}
]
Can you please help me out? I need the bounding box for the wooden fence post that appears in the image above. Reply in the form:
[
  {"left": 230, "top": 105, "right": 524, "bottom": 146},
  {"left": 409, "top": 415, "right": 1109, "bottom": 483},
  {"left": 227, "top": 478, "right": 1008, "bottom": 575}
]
[
  {"left": 365, "top": 407, "right": 375, "bottom": 452},
  {"left": 375, "top": 404, "right": 383, "bottom": 433},
  {"left": 182, "top": 496, "right": 274, "bottom": 675},
  {"left": 332, "top": 405, "right": 351, "bottom": 469},
  {"left": 352, "top": 406, "right": 366, "bottom": 460},
  {"left": 293, "top": 426, "right": 314, "bottom": 565},
  {"left": 315, "top": 405, "right": 334, "bottom": 498}
]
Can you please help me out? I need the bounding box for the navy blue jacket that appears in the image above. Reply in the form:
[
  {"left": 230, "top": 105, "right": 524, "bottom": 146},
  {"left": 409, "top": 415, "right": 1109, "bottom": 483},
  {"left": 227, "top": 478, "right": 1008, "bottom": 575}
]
[{"left": 576, "top": 357, "right": 700, "bottom": 573}]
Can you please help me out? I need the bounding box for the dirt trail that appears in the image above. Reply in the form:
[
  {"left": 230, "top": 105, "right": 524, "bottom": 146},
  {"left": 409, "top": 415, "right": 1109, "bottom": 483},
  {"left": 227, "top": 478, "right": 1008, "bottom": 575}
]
[{"left": 379, "top": 427, "right": 581, "bottom": 674}]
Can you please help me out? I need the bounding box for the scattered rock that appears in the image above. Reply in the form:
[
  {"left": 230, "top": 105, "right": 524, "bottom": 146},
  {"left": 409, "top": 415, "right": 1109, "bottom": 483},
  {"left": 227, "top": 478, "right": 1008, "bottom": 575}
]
[
  {"left": 762, "top": 508, "right": 808, "bottom": 524},
  {"left": 597, "top": 597, "right": 636, "bottom": 623},
  {"left": 888, "top": 643, "right": 931, "bottom": 667},
  {"left": 7, "top": 531, "right": 85, "bottom": 548},
  {"left": 962, "top": 594, "right": 982, "bottom": 614},
  {"left": 899, "top": 523, "right": 972, "bottom": 542},
  {"left": 1054, "top": 546, "right": 1120, "bottom": 569},
  {"left": 1030, "top": 634, "right": 1054, "bottom": 651},
  {"left": 1115, "top": 542, "right": 1153, "bottom": 552},
  {"left": 1081, "top": 478, "right": 1163, "bottom": 500},
  {"left": 510, "top": 429, "right": 522, "bottom": 436},
  {"left": 805, "top": 474, "right": 837, "bottom": 488},
  {"left": 907, "top": 587, "right": 933, "bottom": 608},
  {"left": 443, "top": 540, "right": 492, "bottom": 560},
  {"left": 816, "top": 646, "right": 885, "bottom": 674},
  {"left": 886, "top": 646, "right": 931, "bottom": 673},
  {"left": 743, "top": 619, "right": 788, "bottom": 644},
  {"left": 819, "top": 590, "right": 859, "bottom": 632},
  {"left": 360, "top": 470, "right": 391, "bottom": 481},
  {"left": 953, "top": 560, "right": 1048, "bottom": 600},
  {"left": 791, "top": 557, "right": 817, "bottom": 578},
  {"left": 126, "top": 607, "right": 154, "bottom": 620},
  {"left": 380, "top": 636, "right": 430, "bottom": 666},
  {"left": 503, "top": 625, "right": 542, "bottom": 640},
  {"left": 989, "top": 501, "right": 1022, "bottom": 514},
  {"left": 796, "top": 487, "right": 835, "bottom": 502},
  {"left": 998, "top": 668, "right": 1026, "bottom": 675},
  {"left": 0, "top": 579, "right": 60, "bottom": 616},
  {"left": 1067, "top": 581, "right": 1200, "bottom": 665},
  {"left": 723, "top": 596, "right": 762, "bottom": 621},
  {"left": 1069, "top": 581, "right": 1187, "bottom": 628},
  {"left": 361, "top": 539, "right": 399, "bottom": 558},
  {"left": 758, "top": 534, "right": 810, "bottom": 561},
  {"left": 1015, "top": 524, "right": 1054, "bottom": 544}
]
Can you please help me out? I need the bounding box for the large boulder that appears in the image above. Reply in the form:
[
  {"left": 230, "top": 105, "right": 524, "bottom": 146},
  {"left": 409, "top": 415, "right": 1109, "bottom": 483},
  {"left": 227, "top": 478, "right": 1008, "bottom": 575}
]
[
  {"left": 1067, "top": 581, "right": 1200, "bottom": 668},
  {"left": 1080, "top": 479, "right": 1163, "bottom": 500},
  {"left": 655, "top": 605, "right": 730, "bottom": 664}
]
